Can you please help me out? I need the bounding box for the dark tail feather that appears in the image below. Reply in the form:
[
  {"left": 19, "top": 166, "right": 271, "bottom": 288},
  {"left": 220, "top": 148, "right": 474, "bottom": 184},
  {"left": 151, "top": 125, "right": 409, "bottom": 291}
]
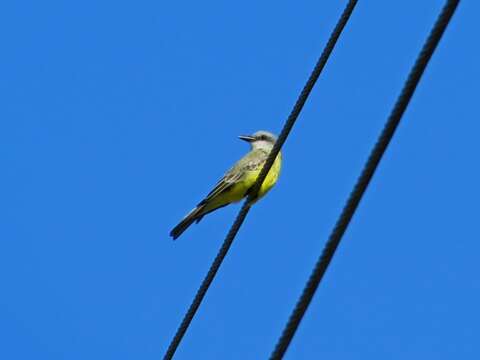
[
  {"left": 194, "top": 203, "right": 229, "bottom": 224},
  {"left": 170, "top": 205, "right": 205, "bottom": 240}
]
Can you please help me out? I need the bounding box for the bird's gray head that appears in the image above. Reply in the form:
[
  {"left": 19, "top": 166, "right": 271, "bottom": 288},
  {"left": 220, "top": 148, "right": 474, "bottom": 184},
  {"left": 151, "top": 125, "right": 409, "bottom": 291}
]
[{"left": 238, "top": 130, "right": 277, "bottom": 150}]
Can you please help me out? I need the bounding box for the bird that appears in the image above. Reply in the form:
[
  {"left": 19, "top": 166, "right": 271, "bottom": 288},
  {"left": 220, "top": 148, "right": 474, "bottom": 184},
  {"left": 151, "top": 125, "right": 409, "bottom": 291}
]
[{"left": 170, "top": 130, "right": 282, "bottom": 240}]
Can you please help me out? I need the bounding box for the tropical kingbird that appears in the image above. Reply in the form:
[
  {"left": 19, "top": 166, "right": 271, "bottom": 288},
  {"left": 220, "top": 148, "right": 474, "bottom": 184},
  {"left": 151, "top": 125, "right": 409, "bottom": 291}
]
[{"left": 170, "top": 130, "right": 282, "bottom": 240}]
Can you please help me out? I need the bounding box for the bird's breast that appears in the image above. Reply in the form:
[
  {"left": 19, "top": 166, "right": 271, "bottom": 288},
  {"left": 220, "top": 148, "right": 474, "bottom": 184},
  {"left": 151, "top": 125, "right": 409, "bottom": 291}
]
[{"left": 258, "top": 152, "right": 282, "bottom": 199}]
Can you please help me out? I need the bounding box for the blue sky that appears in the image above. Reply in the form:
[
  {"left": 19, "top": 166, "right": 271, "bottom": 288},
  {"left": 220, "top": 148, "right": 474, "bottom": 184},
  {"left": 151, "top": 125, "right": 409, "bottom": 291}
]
[{"left": 1, "top": 1, "right": 478, "bottom": 359}]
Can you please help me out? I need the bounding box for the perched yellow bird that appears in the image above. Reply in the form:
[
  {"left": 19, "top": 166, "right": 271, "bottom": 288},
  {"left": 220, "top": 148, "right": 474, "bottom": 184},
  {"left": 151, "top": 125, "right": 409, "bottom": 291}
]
[{"left": 170, "top": 130, "right": 282, "bottom": 240}]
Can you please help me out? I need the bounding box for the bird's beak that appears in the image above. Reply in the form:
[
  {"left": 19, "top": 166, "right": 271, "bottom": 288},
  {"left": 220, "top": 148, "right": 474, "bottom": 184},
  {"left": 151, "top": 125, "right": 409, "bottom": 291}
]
[{"left": 238, "top": 135, "right": 255, "bottom": 142}]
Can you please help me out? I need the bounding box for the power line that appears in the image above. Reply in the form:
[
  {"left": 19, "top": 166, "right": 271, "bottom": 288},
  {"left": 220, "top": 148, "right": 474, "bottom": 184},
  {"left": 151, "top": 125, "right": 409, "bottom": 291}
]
[
  {"left": 162, "top": 1, "right": 358, "bottom": 359},
  {"left": 269, "top": 0, "right": 460, "bottom": 358}
]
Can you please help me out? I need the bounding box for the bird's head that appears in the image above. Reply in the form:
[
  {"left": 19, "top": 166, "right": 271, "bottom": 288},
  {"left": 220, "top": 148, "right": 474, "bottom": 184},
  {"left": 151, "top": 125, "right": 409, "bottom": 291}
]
[{"left": 238, "top": 130, "right": 277, "bottom": 150}]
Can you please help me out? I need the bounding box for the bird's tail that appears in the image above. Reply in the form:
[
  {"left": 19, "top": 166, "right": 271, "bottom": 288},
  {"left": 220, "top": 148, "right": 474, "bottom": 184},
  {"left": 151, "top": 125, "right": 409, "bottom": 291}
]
[{"left": 170, "top": 204, "right": 205, "bottom": 240}]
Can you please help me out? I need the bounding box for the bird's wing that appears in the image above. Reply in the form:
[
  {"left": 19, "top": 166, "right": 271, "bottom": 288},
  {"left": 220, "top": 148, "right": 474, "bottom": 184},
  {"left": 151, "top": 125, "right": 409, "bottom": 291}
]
[{"left": 200, "top": 149, "right": 268, "bottom": 205}]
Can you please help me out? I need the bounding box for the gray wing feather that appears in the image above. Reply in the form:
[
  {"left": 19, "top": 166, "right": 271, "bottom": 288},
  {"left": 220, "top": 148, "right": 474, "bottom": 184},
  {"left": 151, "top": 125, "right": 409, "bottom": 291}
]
[
  {"left": 170, "top": 149, "right": 268, "bottom": 239},
  {"left": 200, "top": 149, "right": 268, "bottom": 204}
]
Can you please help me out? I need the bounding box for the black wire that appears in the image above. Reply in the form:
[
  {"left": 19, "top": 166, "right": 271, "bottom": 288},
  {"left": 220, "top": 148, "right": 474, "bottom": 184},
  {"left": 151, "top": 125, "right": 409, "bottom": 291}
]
[
  {"left": 162, "top": 1, "right": 358, "bottom": 359},
  {"left": 245, "top": 0, "right": 358, "bottom": 202},
  {"left": 269, "top": 1, "right": 460, "bottom": 359}
]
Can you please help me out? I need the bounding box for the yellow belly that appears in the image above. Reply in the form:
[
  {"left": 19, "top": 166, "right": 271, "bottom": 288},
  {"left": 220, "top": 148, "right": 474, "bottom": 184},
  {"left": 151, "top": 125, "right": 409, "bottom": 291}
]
[
  {"left": 202, "top": 152, "right": 282, "bottom": 213},
  {"left": 254, "top": 151, "right": 282, "bottom": 201}
]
